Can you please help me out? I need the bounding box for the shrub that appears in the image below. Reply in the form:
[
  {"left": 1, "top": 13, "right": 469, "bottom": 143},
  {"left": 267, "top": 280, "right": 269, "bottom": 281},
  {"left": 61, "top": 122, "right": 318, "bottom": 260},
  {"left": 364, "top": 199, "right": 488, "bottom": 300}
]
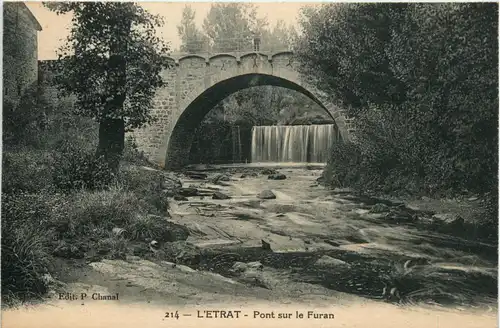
[
  {"left": 126, "top": 214, "right": 172, "bottom": 242},
  {"left": 321, "top": 142, "right": 363, "bottom": 189},
  {"left": 96, "top": 233, "right": 128, "bottom": 260},
  {"left": 51, "top": 188, "right": 147, "bottom": 239},
  {"left": 117, "top": 167, "right": 170, "bottom": 214},
  {"left": 2, "top": 83, "right": 50, "bottom": 147},
  {"left": 2, "top": 150, "right": 54, "bottom": 194},
  {"left": 52, "top": 141, "right": 114, "bottom": 192},
  {"left": 122, "top": 135, "right": 152, "bottom": 166}
]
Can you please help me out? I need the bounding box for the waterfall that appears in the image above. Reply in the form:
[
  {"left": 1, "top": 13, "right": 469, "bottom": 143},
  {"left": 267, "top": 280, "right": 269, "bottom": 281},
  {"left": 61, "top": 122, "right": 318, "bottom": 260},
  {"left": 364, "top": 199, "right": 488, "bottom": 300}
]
[{"left": 251, "top": 124, "right": 339, "bottom": 163}]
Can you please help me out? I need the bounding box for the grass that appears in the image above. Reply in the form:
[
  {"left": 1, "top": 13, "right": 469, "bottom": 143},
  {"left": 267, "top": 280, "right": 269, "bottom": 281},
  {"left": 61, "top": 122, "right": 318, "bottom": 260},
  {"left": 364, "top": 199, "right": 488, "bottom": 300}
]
[
  {"left": 1, "top": 157, "right": 181, "bottom": 305},
  {"left": 1, "top": 218, "right": 53, "bottom": 306}
]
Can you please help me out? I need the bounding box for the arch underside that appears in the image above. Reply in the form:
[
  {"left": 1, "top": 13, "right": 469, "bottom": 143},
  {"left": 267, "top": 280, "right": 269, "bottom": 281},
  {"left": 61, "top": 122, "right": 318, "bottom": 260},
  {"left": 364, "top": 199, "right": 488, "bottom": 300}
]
[{"left": 165, "top": 73, "right": 345, "bottom": 169}]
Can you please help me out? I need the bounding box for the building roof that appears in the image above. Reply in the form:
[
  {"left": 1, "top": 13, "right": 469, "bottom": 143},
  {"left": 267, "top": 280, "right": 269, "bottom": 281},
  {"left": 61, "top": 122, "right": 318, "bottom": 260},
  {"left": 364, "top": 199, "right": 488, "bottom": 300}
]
[{"left": 20, "top": 3, "right": 43, "bottom": 31}]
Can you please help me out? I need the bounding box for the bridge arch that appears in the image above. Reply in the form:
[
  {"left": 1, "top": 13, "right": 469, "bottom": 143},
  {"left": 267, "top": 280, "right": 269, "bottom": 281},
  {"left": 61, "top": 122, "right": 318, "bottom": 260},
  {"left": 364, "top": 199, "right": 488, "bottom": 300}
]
[{"left": 130, "top": 51, "right": 351, "bottom": 168}]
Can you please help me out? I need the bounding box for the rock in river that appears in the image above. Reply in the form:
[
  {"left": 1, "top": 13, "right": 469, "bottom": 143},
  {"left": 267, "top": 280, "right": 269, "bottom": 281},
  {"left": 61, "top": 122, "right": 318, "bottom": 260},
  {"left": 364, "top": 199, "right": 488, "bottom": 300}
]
[
  {"left": 432, "top": 213, "right": 465, "bottom": 227},
  {"left": 257, "top": 190, "right": 276, "bottom": 200},
  {"left": 132, "top": 215, "right": 190, "bottom": 243},
  {"left": 210, "top": 173, "right": 231, "bottom": 184},
  {"left": 314, "top": 255, "right": 351, "bottom": 269},
  {"left": 268, "top": 173, "right": 287, "bottom": 180},
  {"left": 184, "top": 171, "right": 207, "bottom": 180},
  {"left": 212, "top": 191, "right": 231, "bottom": 200},
  {"left": 173, "top": 195, "right": 189, "bottom": 201},
  {"left": 162, "top": 241, "right": 202, "bottom": 266},
  {"left": 230, "top": 261, "right": 264, "bottom": 275},
  {"left": 260, "top": 168, "right": 277, "bottom": 175},
  {"left": 369, "top": 203, "right": 390, "bottom": 213},
  {"left": 178, "top": 187, "right": 199, "bottom": 197}
]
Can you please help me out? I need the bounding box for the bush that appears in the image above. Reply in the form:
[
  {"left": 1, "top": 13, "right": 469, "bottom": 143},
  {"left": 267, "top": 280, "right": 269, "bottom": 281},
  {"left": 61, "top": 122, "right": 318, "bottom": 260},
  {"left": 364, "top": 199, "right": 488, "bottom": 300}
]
[
  {"left": 117, "top": 167, "right": 170, "bottom": 215},
  {"left": 50, "top": 188, "right": 148, "bottom": 240},
  {"left": 321, "top": 142, "right": 363, "bottom": 188},
  {"left": 2, "top": 150, "right": 54, "bottom": 194},
  {"left": 96, "top": 233, "right": 128, "bottom": 260},
  {"left": 2, "top": 83, "right": 50, "bottom": 147},
  {"left": 122, "top": 135, "right": 152, "bottom": 166},
  {"left": 52, "top": 141, "right": 114, "bottom": 192}
]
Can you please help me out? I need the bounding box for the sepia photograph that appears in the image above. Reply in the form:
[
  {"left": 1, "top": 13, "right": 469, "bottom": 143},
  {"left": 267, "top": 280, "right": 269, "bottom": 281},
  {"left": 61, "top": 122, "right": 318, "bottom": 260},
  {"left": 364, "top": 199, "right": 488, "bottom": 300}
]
[{"left": 1, "top": 1, "right": 498, "bottom": 327}]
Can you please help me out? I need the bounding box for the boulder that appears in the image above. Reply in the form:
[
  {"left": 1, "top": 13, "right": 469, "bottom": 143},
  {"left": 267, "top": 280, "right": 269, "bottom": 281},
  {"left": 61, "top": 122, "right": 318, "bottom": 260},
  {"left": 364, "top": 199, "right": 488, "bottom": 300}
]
[
  {"left": 257, "top": 190, "right": 276, "bottom": 200},
  {"left": 210, "top": 173, "right": 231, "bottom": 184},
  {"left": 261, "top": 169, "right": 277, "bottom": 175},
  {"left": 240, "top": 172, "right": 258, "bottom": 178},
  {"left": 162, "top": 241, "right": 202, "bottom": 266},
  {"left": 268, "top": 173, "right": 287, "bottom": 180},
  {"left": 432, "top": 213, "right": 465, "bottom": 226},
  {"left": 133, "top": 215, "right": 190, "bottom": 243},
  {"left": 184, "top": 171, "right": 207, "bottom": 180},
  {"left": 369, "top": 203, "right": 390, "bottom": 213},
  {"left": 261, "top": 239, "right": 272, "bottom": 251},
  {"left": 314, "top": 255, "right": 351, "bottom": 268},
  {"left": 178, "top": 187, "right": 199, "bottom": 197},
  {"left": 212, "top": 191, "right": 231, "bottom": 200},
  {"left": 160, "top": 174, "right": 182, "bottom": 196},
  {"left": 230, "top": 261, "right": 264, "bottom": 276},
  {"left": 163, "top": 219, "right": 190, "bottom": 242}
]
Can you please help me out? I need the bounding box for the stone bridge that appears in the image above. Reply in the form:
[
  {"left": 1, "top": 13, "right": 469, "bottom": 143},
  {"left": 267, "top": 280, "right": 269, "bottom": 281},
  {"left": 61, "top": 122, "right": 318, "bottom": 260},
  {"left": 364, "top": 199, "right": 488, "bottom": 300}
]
[{"left": 130, "top": 50, "right": 351, "bottom": 169}]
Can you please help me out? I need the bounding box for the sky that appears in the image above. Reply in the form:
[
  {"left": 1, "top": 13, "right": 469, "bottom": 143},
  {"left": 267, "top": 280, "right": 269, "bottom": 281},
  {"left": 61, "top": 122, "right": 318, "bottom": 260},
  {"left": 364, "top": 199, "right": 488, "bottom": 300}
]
[{"left": 25, "top": 2, "right": 317, "bottom": 60}]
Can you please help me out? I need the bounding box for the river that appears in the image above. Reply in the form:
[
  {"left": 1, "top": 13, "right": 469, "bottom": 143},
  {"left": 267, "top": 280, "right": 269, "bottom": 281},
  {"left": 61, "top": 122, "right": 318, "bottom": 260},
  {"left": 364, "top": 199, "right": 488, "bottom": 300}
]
[{"left": 3, "top": 167, "right": 497, "bottom": 328}]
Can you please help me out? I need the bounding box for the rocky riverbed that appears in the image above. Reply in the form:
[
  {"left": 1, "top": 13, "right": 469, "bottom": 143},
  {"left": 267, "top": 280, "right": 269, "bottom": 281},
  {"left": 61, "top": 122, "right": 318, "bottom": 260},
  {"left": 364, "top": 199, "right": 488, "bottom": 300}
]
[{"left": 3, "top": 167, "right": 497, "bottom": 328}]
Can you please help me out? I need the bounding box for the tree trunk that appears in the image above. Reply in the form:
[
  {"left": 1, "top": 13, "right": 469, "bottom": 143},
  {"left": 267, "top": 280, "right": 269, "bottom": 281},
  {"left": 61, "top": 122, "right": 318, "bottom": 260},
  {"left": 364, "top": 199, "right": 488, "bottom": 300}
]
[
  {"left": 97, "top": 118, "right": 125, "bottom": 173},
  {"left": 98, "top": 15, "right": 131, "bottom": 173}
]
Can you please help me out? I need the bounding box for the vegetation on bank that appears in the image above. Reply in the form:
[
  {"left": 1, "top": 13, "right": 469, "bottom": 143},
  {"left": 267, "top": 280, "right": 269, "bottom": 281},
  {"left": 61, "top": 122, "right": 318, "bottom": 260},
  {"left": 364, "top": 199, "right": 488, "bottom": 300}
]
[
  {"left": 3, "top": 3, "right": 174, "bottom": 306},
  {"left": 2, "top": 90, "right": 172, "bottom": 305},
  {"left": 296, "top": 3, "right": 498, "bottom": 223}
]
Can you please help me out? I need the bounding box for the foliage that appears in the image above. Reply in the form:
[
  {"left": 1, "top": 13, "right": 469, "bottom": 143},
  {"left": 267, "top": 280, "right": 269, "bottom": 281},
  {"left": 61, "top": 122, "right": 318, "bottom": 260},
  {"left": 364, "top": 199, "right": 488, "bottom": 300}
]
[
  {"left": 1, "top": 217, "right": 52, "bottom": 304},
  {"left": 2, "top": 83, "right": 50, "bottom": 147},
  {"left": 202, "top": 3, "right": 266, "bottom": 52},
  {"left": 1, "top": 193, "right": 62, "bottom": 304},
  {"left": 117, "top": 167, "right": 171, "bottom": 215},
  {"left": 51, "top": 142, "right": 114, "bottom": 192},
  {"left": 122, "top": 135, "right": 155, "bottom": 166},
  {"left": 44, "top": 2, "right": 170, "bottom": 130},
  {"left": 2, "top": 150, "right": 54, "bottom": 194},
  {"left": 204, "top": 86, "right": 331, "bottom": 126},
  {"left": 177, "top": 5, "right": 209, "bottom": 53},
  {"left": 298, "top": 3, "right": 498, "bottom": 196}
]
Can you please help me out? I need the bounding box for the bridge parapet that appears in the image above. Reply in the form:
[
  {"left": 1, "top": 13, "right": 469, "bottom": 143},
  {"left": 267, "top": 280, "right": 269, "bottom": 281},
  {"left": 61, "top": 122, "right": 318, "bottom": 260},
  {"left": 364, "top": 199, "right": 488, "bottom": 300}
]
[{"left": 165, "top": 49, "right": 294, "bottom": 66}]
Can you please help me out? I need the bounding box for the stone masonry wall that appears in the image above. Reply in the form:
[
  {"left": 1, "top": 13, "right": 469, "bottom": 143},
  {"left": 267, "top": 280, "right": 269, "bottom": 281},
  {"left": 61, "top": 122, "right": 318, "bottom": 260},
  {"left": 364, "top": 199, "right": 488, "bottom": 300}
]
[{"left": 3, "top": 3, "right": 42, "bottom": 108}]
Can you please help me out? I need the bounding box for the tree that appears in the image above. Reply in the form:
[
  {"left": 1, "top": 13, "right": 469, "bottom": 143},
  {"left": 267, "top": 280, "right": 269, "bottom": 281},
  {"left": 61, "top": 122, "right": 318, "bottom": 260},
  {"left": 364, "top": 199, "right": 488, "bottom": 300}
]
[
  {"left": 296, "top": 3, "right": 498, "bottom": 194},
  {"left": 44, "top": 2, "right": 170, "bottom": 171},
  {"left": 203, "top": 3, "right": 267, "bottom": 52},
  {"left": 177, "top": 5, "right": 209, "bottom": 53}
]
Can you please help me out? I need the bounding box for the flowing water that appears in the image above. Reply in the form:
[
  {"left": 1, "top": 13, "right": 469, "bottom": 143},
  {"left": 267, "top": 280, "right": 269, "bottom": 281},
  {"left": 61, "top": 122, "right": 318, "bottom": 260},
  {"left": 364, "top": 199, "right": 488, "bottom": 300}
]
[{"left": 251, "top": 124, "right": 339, "bottom": 163}]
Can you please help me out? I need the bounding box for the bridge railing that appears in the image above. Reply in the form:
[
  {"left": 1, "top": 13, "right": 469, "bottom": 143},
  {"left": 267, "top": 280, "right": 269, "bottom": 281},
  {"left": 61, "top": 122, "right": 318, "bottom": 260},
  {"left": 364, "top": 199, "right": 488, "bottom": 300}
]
[{"left": 170, "top": 38, "right": 293, "bottom": 57}]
